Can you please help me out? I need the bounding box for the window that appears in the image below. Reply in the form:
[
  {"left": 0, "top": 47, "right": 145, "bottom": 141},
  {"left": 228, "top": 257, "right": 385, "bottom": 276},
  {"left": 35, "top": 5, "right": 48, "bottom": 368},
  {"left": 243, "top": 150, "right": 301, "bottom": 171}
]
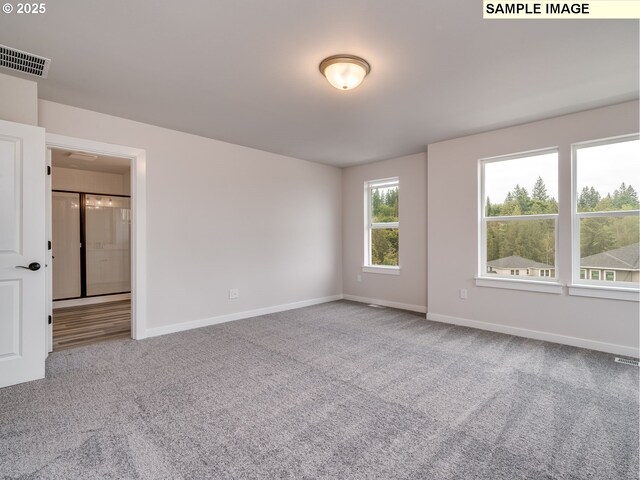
[
  {"left": 574, "top": 136, "right": 639, "bottom": 287},
  {"left": 364, "top": 178, "right": 399, "bottom": 272},
  {"left": 480, "top": 150, "right": 558, "bottom": 283}
]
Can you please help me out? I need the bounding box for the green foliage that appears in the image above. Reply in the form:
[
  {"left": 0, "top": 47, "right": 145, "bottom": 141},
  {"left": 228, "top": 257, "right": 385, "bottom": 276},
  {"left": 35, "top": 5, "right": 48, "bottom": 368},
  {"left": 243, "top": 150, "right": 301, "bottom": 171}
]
[
  {"left": 576, "top": 182, "right": 639, "bottom": 257},
  {"left": 486, "top": 219, "right": 555, "bottom": 264},
  {"left": 372, "top": 187, "right": 398, "bottom": 223},
  {"left": 580, "top": 215, "right": 639, "bottom": 257},
  {"left": 532, "top": 177, "right": 548, "bottom": 201},
  {"left": 577, "top": 186, "right": 601, "bottom": 212},
  {"left": 578, "top": 182, "right": 639, "bottom": 212},
  {"left": 487, "top": 179, "right": 639, "bottom": 263},
  {"left": 486, "top": 179, "right": 558, "bottom": 217},
  {"left": 612, "top": 182, "right": 639, "bottom": 210},
  {"left": 371, "top": 186, "right": 399, "bottom": 265},
  {"left": 580, "top": 217, "right": 614, "bottom": 257},
  {"left": 372, "top": 229, "right": 399, "bottom": 266}
]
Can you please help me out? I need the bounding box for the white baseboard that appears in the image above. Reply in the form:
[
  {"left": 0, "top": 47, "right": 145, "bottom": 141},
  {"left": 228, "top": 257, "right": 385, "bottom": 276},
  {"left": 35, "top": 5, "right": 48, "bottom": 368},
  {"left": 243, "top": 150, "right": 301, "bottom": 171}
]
[
  {"left": 141, "top": 294, "right": 344, "bottom": 339},
  {"left": 426, "top": 312, "right": 639, "bottom": 358},
  {"left": 53, "top": 293, "right": 131, "bottom": 308},
  {"left": 343, "top": 294, "right": 426, "bottom": 314}
]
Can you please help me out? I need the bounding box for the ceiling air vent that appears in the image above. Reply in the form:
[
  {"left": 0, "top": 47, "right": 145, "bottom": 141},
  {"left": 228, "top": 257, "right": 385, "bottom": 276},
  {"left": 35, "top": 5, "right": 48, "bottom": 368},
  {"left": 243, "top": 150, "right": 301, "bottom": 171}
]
[{"left": 0, "top": 44, "right": 51, "bottom": 78}]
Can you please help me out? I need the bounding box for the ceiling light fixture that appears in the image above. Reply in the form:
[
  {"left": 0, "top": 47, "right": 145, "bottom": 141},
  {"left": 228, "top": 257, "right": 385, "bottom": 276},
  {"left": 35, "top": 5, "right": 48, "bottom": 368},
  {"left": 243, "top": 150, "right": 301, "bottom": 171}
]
[{"left": 319, "top": 55, "right": 370, "bottom": 91}]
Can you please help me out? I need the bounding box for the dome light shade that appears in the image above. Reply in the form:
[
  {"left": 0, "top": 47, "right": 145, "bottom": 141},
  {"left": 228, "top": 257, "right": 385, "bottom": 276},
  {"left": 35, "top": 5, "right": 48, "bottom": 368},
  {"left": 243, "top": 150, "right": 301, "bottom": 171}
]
[{"left": 319, "top": 55, "right": 370, "bottom": 91}]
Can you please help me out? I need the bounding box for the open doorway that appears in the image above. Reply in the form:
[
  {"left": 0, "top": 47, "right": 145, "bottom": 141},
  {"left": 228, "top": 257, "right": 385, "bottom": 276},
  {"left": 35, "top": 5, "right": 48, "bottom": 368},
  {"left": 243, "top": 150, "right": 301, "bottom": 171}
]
[
  {"left": 49, "top": 148, "right": 132, "bottom": 350},
  {"left": 46, "top": 133, "right": 147, "bottom": 352}
]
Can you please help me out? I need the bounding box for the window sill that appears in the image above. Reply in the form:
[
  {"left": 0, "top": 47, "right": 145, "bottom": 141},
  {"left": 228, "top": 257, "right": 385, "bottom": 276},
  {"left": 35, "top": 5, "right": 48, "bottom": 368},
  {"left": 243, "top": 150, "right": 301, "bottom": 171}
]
[
  {"left": 362, "top": 265, "right": 400, "bottom": 275},
  {"left": 475, "top": 277, "right": 563, "bottom": 294},
  {"left": 568, "top": 284, "right": 639, "bottom": 302}
]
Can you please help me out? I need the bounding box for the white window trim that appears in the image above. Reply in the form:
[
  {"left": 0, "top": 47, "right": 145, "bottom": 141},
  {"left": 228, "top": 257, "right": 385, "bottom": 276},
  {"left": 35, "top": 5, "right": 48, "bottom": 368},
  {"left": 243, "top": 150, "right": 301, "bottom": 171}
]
[
  {"left": 568, "top": 284, "right": 639, "bottom": 302},
  {"left": 575, "top": 209, "right": 639, "bottom": 219},
  {"left": 364, "top": 177, "right": 400, "bottom": 271},
  {"left": 475, "top": 277, "right": 563, "bottom": 294},
  {"left": 570, "top": 134, "right": 640, "bottom": 301},
  {"left": 362, "top": 265, "right": 401, "bottom": 275},
  {"left": 578, "top": 276, "right": 632, "bottom": 287},
  {"left": 478, "top": 148, "right": 560, "bottom": 291},
  {"left": 371, "top": 221, "right": 399, "bottom": 229}
]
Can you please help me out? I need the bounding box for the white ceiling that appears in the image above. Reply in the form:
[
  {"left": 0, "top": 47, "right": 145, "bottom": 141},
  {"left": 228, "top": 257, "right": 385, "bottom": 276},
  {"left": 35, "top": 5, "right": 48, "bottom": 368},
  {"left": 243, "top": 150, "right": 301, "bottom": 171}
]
[
  {"left": 51, "top": 148, "right": 130, "bottom": 174},
  {"left": 1, "top": 1, "right": 638, "bottom": 167}
]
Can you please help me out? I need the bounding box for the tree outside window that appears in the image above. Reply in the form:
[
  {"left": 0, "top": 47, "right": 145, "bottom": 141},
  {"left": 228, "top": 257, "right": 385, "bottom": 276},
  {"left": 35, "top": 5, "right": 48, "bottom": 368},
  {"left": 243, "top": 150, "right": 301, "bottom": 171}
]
[
  {"left": 366, "top": 178, "right": 399, "bottom": 267},
  {"left": 481, "top": 151, "right": 558, "bottom": 280},
  {"left": 575, "top": 137, "right": 639, "bottom": 286}
]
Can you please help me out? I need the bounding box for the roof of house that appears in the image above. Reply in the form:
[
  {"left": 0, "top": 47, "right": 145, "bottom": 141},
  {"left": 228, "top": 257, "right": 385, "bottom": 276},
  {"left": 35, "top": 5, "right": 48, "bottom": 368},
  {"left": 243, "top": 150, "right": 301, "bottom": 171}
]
[
  {"left": 487, "top": 256, "right": 553, "bottom": 269},
  {"left": 580, "top": 243, "right": 639, "bottom": 270}
]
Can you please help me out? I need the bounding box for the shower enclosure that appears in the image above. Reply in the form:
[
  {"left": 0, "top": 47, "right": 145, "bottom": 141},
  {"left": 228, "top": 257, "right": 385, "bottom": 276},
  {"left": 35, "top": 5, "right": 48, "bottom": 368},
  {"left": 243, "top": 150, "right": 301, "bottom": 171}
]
[{"left": 52, "top": 191, "right": 131, "bottom": 300}]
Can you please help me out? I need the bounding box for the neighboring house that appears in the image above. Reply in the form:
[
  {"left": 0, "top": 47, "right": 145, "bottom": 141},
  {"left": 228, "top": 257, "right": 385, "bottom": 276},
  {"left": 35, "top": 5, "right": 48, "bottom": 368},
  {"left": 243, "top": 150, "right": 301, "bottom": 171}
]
[
  {"left": 486, "top": 255, "right": 555, "bottom": 278},
  {"left": 580, "top": 243, "right": 639, "bottom": 282},
  {"left": 487, "top": 243, "right": 640, "bottom": 282}
]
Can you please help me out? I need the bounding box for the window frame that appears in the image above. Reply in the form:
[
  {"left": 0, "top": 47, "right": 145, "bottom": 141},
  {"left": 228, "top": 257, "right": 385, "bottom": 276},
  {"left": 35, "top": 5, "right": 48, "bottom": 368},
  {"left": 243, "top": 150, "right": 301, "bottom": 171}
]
[
  {"left": 569, "top": 134, "right": 640, "bottom": 300},
  {"left": 477, "top": 148, "right": 562, "bottom": 293},
  {"left": 363, "top": 177, "right": 400, "bottom": 274}
]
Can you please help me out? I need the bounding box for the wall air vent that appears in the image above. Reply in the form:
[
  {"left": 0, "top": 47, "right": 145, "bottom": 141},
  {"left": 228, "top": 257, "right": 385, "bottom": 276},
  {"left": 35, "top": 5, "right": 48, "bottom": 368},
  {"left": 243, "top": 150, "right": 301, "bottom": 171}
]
[{"left": 0, "top": 44, "right": 51, "bottom": 78}]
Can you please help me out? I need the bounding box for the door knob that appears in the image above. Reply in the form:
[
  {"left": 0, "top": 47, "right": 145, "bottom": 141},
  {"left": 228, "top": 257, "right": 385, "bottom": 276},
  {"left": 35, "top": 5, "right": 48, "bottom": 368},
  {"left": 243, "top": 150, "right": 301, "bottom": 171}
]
[{"left": 16, "top": 262, "right": 41, "bottom": 271}]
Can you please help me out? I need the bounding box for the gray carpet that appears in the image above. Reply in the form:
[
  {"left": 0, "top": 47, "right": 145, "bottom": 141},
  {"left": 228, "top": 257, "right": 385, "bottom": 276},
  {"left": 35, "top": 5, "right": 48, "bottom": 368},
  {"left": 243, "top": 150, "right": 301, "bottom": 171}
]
[{"left": 1, "top": 300, "right": 637, "bottom": 479}]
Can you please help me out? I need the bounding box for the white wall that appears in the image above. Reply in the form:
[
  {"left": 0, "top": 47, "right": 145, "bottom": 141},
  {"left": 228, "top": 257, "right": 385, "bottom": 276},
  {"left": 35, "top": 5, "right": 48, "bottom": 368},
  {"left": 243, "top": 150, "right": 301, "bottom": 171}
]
[
  {"left": 342, "top": 153, "right": 427, "bottom": 312},
  {"left": 52, "top": 166, "right": 130, "bottom": 195},
  {"left": 0, "top": 70, "right": 635, "bottom": 354},
  {"left": 0, "top": 73, "right": 38, "bottom": 126},
  {"left": 427, "top": 101, "right": 639, "bottom": 355},
  {"left": 39, "top": 100, "right": 343, "bottom": 331}
]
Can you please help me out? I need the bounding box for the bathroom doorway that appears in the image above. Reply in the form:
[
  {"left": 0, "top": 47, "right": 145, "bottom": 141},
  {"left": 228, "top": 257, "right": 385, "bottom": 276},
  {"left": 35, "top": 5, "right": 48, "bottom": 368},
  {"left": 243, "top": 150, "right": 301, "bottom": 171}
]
[{"left": 50, "top": 148, "right": 132, "bottom": 350}]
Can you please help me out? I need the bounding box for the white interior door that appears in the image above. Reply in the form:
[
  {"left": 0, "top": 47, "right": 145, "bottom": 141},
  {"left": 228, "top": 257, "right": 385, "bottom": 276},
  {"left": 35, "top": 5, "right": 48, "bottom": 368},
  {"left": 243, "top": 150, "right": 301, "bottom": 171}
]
[{"left": 0, "top": 119, "right": 46, "bottom": 388}]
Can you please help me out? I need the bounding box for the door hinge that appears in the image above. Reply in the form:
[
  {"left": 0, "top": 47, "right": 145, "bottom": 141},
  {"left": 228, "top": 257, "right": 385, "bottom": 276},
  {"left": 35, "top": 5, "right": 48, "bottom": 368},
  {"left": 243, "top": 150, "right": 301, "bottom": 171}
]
[
  {"left": 47, "top": 165, "right": 51, "bottom": 175},
  {"left": 48, "top": 240, "right": 52, "bottom": 250},
  {"left": 48, "top": 315, "right": 52, "bottom": 325}
]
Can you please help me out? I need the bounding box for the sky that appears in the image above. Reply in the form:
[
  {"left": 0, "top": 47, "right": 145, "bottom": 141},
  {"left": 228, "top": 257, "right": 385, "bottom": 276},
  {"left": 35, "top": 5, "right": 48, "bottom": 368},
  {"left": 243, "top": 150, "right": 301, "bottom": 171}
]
[
  {"left": 484, "top": 139, "right": 639, "bottom": 203},
  {"left": 577, "top": 139, "right": 639, "bottom": 195},
  {"left": 484, "top": 152, "right": 558, "bottom": 203}
]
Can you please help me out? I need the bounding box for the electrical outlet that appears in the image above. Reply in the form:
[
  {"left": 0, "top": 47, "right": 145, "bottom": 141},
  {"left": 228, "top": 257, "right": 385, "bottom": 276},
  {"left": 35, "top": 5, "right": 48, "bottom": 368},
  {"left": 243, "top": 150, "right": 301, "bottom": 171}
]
[
  {"left": 459, "top": 288, "right": 468, "bottom": 300},
  {"left": 357, "top": 274, "right": 362, "bottom": 282},
  {"left": 229, "top": 289, "right": 239, "bottom": 300}
]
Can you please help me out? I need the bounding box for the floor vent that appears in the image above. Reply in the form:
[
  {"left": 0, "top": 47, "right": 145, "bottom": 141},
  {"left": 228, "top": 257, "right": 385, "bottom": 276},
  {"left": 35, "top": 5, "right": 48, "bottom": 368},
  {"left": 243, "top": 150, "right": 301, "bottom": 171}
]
[
  {"left": 368, "top": 304, "right": 386, "bottom": 309},
  {"left": 0, "top": 45, "right": 51, "bottom": 78},
  {"left": 615, "top": 357, "right": 640, "bottom": 367}
]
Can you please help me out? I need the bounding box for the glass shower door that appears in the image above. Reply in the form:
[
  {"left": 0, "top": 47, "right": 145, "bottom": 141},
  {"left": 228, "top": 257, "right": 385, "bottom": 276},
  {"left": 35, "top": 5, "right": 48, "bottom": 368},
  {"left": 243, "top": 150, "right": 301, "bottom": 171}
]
[
  {"left": 52, "top": 192, "right": 81, "bottom": 300},
  {"left": 85, "top": 195, "right": 131, "bottom": 296}
]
